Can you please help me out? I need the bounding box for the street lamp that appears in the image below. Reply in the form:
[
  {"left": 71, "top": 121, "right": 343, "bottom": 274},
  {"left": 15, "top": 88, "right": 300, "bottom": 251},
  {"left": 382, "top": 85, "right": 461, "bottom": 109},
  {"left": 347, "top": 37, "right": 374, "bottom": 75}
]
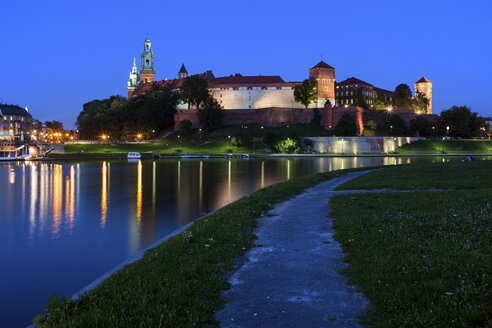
[
  {"left": 341, "top": 138, "right": 344, "bottom": 155},
  {"left": 228, "top": 135, "right": 231, "bottom": 152}
]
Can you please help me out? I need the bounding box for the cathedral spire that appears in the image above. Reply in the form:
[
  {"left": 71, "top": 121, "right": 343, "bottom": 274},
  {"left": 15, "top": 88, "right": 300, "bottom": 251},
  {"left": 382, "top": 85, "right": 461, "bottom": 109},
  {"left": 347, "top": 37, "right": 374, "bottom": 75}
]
[{"left": 140, "top": 34, "right": 155, "bottom": 83}]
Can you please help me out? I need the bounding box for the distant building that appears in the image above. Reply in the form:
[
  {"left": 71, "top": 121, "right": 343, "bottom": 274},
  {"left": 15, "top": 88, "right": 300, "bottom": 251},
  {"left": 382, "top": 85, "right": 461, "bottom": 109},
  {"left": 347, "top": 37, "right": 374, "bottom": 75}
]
[
  {"left": 414, "top": 77, "right": 432, "bottom": 113},
  {"left": 335, "top": 77, "right": 393, "bottom": 107},
  {"left": 0, "top": 104, "right": 33, "bottom": 138}
]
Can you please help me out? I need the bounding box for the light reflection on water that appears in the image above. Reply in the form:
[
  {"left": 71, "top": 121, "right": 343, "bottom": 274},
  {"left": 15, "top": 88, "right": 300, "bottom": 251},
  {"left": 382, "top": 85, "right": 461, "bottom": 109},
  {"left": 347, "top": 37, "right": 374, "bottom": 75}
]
[{"left": 0, "top": 156, "right": 489, "bottom": 327}]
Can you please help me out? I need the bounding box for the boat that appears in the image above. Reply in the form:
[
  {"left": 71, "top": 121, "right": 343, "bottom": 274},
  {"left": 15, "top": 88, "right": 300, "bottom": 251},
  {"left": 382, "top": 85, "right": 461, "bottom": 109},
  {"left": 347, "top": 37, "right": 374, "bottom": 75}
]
[
  {"left": 179, "top": 153, "right": 210, "bottom": 159},
  {"left": 127, "top": 152, "right": 141, "bottom": 159}
]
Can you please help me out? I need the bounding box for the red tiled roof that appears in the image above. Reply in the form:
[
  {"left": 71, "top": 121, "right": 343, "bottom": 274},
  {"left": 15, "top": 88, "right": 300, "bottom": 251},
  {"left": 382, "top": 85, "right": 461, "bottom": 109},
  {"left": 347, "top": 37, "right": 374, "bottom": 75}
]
[
  {"left": 373, "top": 87, "right": 394, "bottom": 95},
  {"left": 337, "top": 77, "right": 372, "bottom": 86},
  {"left": 310, "top": 61, "right": 334, "bottom": 70},
  {"left": 209, "top": 75, "right": 285, "bottom": 85},
  {"left": 133, "top": 71, "right": 215, "bottom": 95},
  {"left": 416, "top": 77, "right": 431, "bottom": 83}
]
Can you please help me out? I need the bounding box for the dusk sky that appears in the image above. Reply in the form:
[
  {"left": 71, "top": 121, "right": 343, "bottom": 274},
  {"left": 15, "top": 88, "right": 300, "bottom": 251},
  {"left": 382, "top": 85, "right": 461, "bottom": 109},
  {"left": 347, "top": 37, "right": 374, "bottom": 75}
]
[{"left": 1, "top": 0, "right": 491, "bottom": 128}]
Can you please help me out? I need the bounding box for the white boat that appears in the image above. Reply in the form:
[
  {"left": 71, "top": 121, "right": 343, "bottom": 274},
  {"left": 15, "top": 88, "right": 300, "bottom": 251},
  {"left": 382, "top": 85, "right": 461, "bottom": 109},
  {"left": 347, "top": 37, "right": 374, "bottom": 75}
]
[{"left": 127, "top": 152, "right": 141, "bottom": 159}]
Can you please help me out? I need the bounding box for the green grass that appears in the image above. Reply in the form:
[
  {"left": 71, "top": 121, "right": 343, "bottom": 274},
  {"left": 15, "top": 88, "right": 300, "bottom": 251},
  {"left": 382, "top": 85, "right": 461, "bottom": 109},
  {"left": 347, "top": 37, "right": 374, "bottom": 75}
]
[
  {"left": 336, "top": 160, "right": 492, "bottom": 190},
  {"left": 33, "top": 167, "right": 372, "bottom": 327},
  {"left": 394, "top": 139, "right": 492, "bottom": 154},
  {"left": 330, "top": 161, "right": 492, "bottom": 327}
]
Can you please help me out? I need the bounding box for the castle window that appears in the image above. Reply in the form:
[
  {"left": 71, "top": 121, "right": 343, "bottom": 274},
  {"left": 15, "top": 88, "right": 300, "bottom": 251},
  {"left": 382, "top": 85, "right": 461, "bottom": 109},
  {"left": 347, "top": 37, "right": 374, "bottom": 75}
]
[
  {"left": 261, "top": 87, "right": 267, "bottom": 90},
  {"left": 247, "top": 86, "right": 253, "bottom": 90},
  {"left": 248, "top": 105, "right": 251, "bottom": 108},
  {"left": 146, "top": 60, "right": 149, "bottom": 64},
  {"left": 233, "top": 87, "right": 239, "bottom": 90},
  {"left": 351, "top": 99, "right": 354, "bottom": 104},
  {"left": 324, "top": 87, "right": 328, "bottom": 91},
  {"left": 220, "top": 94, "right": 222, "bottom": 98},
  {"left": 345, "top": 91, "right": 348, "bottom": 96},
  {"left": 322, "top": 79, "right": 325, "bottom": 84},
  {"left": 327, "top": 80, "right": 330, "bottom": 83},
  {"left": 277, "top": 87, "right": 281, "bottom": 90}
]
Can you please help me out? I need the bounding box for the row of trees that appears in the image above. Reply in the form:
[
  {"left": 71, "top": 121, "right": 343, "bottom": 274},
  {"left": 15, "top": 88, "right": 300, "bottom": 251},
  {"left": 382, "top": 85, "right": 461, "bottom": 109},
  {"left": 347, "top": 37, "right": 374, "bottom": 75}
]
[
  {"left": 76, "top": 76, "right": 224, "bottom": 140},
  {"left": 333, "top": 105, "right": 490, "bottom": 137}
]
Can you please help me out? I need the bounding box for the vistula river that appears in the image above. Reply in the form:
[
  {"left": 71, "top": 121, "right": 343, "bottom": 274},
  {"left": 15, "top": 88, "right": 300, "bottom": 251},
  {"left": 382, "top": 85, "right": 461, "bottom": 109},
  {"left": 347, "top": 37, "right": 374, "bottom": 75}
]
[{"left": 1, "top": 156, "right": 488, "bottom": 326}]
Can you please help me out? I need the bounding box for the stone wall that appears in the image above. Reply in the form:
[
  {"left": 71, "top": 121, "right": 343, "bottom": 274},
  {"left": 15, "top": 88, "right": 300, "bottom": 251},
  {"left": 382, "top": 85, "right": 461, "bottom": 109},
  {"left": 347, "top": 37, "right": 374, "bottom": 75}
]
[
  {"left": 306, "top": 136, "right": 419, "bottom": 154},
  {"left": 174, "top": 107, "right": 315, "bottom": 130}
]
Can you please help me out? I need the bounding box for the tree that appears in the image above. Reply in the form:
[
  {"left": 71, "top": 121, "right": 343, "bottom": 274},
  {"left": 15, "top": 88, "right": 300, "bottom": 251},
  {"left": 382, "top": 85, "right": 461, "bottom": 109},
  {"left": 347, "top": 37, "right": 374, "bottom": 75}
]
[
  {"left": 294, "top": 78, "right": 317, "bottom": 108},
  {"left": 410, "top": 115, "right": 435, "bottom": 137},
  {"left": 177, "top": 120, "right": 193, "bottom": 137},
  {"left": 180, "top": 75, "right": 209, "bottom": 109},
  {"left": 384, "top": 114, "right": 407, "bottom": 136},
  {"left": 197, "top": 97, "right": 223, "bottom": 132},
  {"left": 45, "top": 120, "right": 64, "bottom": 131},
  {"left": 440, "top": 105, "right": 488, "bottom": 138},
  {"left": 334, "top": 112, "right": 358, "bottom": 136},
  {"left": 412, "top": 91, "right": 429, "bottom": 113},
  {"left": 393, "top": 84, "right": 413, "bottom": 109},
  {"left": 373, "top": 93, "right": 389, "bottom": 110}
]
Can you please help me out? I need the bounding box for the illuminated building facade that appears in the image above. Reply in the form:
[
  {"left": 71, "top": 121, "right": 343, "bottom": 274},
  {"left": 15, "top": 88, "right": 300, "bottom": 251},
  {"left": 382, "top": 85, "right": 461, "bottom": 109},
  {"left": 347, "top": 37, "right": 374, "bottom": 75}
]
[
  {"left": 0, "top": 104, "right": 33, "bottom": 137},
  {"left": 414, "top": 77, "right": 432, "bottom": 114},
  {"left": 335, "top": 77, "right": 394, "bottom": 107}
]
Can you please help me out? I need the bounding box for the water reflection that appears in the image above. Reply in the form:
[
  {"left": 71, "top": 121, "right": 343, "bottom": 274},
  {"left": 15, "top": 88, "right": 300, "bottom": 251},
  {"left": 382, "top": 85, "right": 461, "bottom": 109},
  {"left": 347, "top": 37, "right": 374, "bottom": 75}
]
[
  {"left": 1, "top": 156, "right": 490, "bottom": 327},
  {"left": 101, "top": 162, "right": 108, "bottom": 228}
]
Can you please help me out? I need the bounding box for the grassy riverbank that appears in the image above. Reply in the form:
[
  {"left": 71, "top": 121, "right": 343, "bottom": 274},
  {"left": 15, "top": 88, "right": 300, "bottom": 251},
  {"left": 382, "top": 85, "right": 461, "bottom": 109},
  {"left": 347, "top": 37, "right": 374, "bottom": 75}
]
[
  {"left": 332, "top": 161, "right": 492, "bottom": 327},
  {"left": 50, "top": 138, "right": 492, "bottom": 159},
  {"left": 392, "top": 139, "right": 492, "bottom": 154},
  {"left": 33, "top": 167, "right": 371, "bottom": 327}
]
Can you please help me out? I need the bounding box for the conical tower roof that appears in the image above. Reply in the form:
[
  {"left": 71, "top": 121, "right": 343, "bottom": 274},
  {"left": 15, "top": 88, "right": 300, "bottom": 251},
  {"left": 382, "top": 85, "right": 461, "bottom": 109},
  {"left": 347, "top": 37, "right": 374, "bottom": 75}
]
[
  {"left": 179, "top": 63, "right": 188, "bottom": 74},
  {"left": 416, "top": 76, "right": 431, "bottom": 83}
]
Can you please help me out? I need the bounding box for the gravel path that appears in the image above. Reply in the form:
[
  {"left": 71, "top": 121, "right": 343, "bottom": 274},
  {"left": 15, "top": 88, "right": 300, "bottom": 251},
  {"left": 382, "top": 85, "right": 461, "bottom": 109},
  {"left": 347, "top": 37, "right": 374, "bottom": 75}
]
[{"left": 216, "top": 170, "right": 376, "bottom": 328}]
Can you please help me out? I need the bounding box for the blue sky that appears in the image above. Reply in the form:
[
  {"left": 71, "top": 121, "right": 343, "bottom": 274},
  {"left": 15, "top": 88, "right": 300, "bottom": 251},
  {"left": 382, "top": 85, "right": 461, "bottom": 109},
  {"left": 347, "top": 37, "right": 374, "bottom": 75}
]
[{"left": 1, "top": 0, "right": 491, "bottom": 128}]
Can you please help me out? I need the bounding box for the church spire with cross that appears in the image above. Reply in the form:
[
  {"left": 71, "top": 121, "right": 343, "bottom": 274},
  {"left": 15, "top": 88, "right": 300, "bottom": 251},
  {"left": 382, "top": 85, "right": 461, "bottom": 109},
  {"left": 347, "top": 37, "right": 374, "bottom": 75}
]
[
  {"left": 140, "top": 33, "right": 155, "bottom": 83},
  {"left": 127, "top": 56, "right": 141, "bottom": 98}
]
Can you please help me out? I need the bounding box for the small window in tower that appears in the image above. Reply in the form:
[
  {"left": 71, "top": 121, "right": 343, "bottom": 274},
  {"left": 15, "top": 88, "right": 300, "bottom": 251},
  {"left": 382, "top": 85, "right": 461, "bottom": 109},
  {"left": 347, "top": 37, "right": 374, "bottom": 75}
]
[
  {"left": 324, "top": 87, "right": 328, "bottom": 91},
  {"left": 322, "top": 79, "right": 325, "bottom": 84},
  {"left": 146, "top": 60, "right": 149, "bottom": 64}
]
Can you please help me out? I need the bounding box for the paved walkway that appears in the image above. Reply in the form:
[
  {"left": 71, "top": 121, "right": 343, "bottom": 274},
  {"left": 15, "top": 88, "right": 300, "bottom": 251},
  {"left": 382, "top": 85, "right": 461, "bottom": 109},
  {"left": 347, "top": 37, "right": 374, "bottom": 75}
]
[{"left": 216, "top": 171, "right": 379, "bottom": 328}]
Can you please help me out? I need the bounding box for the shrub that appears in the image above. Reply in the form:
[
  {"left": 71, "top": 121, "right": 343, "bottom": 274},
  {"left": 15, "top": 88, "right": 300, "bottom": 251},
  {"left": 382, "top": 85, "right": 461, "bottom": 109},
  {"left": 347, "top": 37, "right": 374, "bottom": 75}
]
[
  {"left": 310, "top": 108, "right": 322, "bottom": 126},
  {"left": 231, "top": 133, "right": 252, "bottom": 147},
  {"left": 177, "top": 120, "right": 193, "bottom": 137},
  {"left": 276, "top": 138, "right": 301, "bottom": 154},
  {"left": 263, "top": 131, "right": 278, "bottom": 149}
]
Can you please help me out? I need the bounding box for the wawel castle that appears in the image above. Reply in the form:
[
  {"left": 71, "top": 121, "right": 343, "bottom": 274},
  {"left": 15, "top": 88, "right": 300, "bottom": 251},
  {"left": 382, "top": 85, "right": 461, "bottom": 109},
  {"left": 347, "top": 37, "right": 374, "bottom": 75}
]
[{"left": 127, "top": 35, "right": 433, "bottom": 117}]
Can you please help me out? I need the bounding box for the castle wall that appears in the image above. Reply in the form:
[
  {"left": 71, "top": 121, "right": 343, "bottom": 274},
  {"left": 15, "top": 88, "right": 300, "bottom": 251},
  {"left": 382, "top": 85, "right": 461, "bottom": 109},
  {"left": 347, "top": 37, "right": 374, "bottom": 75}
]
[
  {"left": 306, "top": 136, "right": 419, "bottom": 154},
  {"left": 174, "top": 107, "right": 315, "bottom": 130},
  {"left": 208, "top": 87, "right": 316, "bottom": 110}
]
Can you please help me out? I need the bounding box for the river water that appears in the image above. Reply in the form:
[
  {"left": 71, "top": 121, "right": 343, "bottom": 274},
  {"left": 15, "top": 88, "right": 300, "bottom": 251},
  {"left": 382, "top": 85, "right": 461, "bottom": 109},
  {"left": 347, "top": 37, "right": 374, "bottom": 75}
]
[{"left": 0, "top": 156, "right": 486, "bottom": 326}]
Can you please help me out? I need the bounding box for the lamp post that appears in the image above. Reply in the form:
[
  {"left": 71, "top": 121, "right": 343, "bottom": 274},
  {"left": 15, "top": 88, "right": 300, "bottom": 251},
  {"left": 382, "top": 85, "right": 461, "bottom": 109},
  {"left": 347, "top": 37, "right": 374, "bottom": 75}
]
[
  {"left": 228, "top": 135, "right": 231, "bottom": 153},
  {"left": 341, "top": 138, "right": 344, "bottom": 155}
]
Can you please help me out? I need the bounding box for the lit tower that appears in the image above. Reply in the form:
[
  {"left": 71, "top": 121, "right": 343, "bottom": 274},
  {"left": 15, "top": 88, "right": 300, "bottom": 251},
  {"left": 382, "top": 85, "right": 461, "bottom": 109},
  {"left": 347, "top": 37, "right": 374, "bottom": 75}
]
[
  {"left": 415, "top": 77, "right": 432, "bottom": 114},
  {"left": 140, "top": 33, "right": 155, "bottom": 83},
  {"left": 309, "top": 61, "right": 335, "bottom": 108},
  {"left": 178, "top": 63, "right": 188, "bottom": 79},
  {"left": 127, "top": 57, "right": 140, "bottom": 98}
]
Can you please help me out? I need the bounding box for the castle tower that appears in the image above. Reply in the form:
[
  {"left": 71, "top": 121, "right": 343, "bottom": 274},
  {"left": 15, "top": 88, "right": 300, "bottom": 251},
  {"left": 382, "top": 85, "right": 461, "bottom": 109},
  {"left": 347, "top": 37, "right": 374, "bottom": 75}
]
[
  {"left": 178, "top": 63, "right": 188, "bottom": 79},
  {"left": 309, "top": 61, "right": 335, "bottom": 108},
  {"left": 140, "top": 34, "right": 155, "bottom": 83},
  {"left": 127, "top": 57, "right": 141, "bottom": 98},
  {"left": 415, "top": 77, "right": 432, "bottom": 114}
]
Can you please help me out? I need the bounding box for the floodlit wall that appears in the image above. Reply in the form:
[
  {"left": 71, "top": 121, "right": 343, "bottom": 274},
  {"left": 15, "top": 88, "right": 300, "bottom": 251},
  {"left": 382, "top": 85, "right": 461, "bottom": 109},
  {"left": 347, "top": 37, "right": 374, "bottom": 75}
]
[
  {"left": 209, "top": 87, "right": 316, "bottom": 109},
  {"left": 306, "top": 136, "right": 419, "bottom": 154}
]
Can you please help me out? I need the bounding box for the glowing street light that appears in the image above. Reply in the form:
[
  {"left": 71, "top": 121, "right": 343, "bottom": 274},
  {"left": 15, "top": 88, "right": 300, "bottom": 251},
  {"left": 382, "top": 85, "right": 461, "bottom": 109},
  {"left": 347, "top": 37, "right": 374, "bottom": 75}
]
[{"left": 387, "top": 107, "right": 393, "bottom": 112}]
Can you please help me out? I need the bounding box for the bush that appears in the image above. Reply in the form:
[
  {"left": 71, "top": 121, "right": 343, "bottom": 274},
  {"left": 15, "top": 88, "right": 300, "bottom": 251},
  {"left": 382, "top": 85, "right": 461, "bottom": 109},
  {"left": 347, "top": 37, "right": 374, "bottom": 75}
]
[
  {"left": 231, "top": 133, "right": 252, "bottom": 147},
  {"left": 410, "top": 116, "right": 435, "bottom": 137},
  {"left": 177, "top": 120, "right": 193, "bottom": 137},
  {"left": 384, "top": 114, "right": 407, "bottom": 136},
  {"left": 334, "top": 112, "right": 358, "bottom": 136},
  {"left": 275, "top": 138, "right": 301, "bottom": 154},
  {"left": 263, "top": 131, "right": 278, "bottom": 149}
]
